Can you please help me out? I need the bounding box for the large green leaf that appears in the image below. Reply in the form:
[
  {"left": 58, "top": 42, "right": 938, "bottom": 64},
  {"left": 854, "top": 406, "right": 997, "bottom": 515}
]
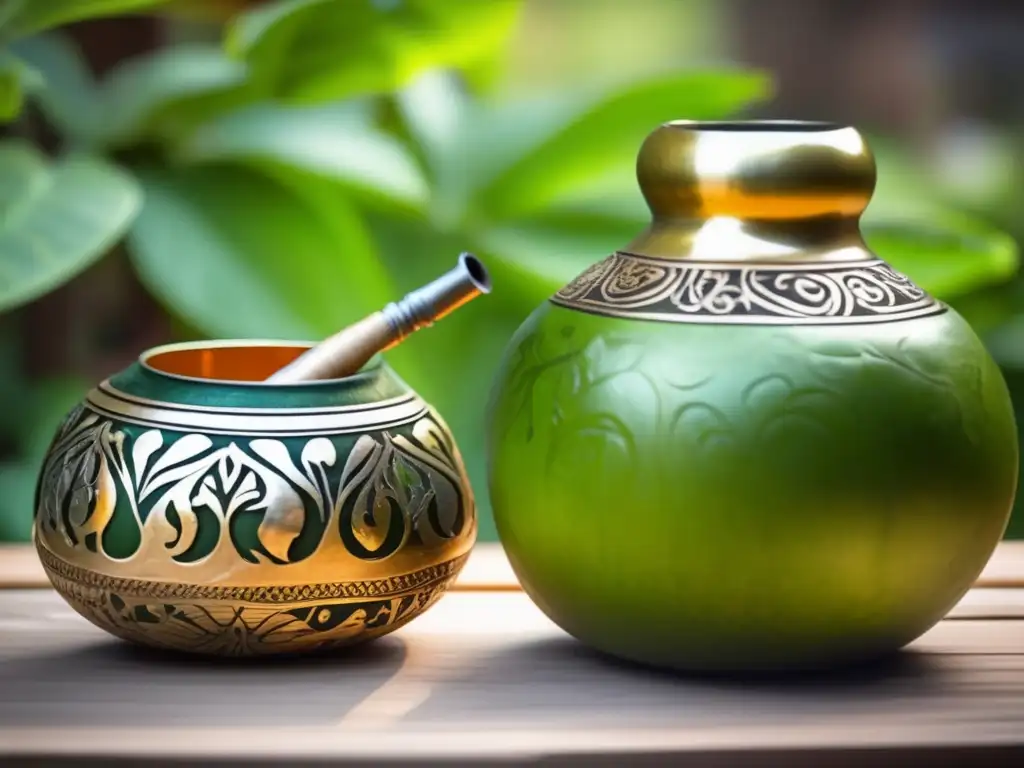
[
  {"left": 8, "top": 33, "right": 101, "bottom": 143},
  {"left": 474, "top": 213, "right": 642, "bottom": 298},
  {"left": 226, "top": 0, "right": 522, "bottom": 103},
  {"left": 0, "top": 461, "right": 35, "bottom": 542},
  {"left": 0, "top": 49, "right": 42, "bottom": 120},
  {"left": 176, "top": 101, "right": 428, "bottom": 211},
  {"left": 1, "top": 0, "right": 171, "bottom": 38},
  {"left": 476, "top": 70, "right": 772, "bottom": 220},
  {"left": 0, "top": 315, "right": 26, "bottom": 437},
  {"left": 127, "top": 163, "right": 395, "bottom": 341},
  {"left": 863, "top": 213, "right": 1019, "bottom": 301},
  {"left": 0, "top": 373, "right": 87, "bottom": 543},
  {"left": 98, "top": 44, "right": 260, "bottom": 148},
  {"left": 0, "top": 141, "right": 141, "bottom": 312},
  {"left": 395, "top": 71, "right": 590, "bottom": 224}
]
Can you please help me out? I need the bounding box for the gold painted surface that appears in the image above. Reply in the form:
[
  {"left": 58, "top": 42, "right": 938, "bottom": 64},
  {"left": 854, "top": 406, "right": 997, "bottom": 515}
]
[
  {"left": 37, "top": 545, "right": 467, "bottom": 657},
  {"left": 32, "top": 349, "right": 477, "bottom": 655},
  {"left": 35, "top": 408, "right": 476, "bottom": 588},
  {"left": 625, "top": 121, "right": 878, "bottom": 263}
]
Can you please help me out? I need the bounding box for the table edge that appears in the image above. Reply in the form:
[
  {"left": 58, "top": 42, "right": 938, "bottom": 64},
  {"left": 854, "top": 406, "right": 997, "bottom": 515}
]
[{"left": 2, "top": 540, "right": 1024, "bottom": 591}]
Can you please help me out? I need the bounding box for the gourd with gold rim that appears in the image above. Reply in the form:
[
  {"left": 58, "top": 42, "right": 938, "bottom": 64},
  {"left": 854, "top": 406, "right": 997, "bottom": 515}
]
[
  {"left": 485, "top": 121, "right": 1019, "bottom": 672},
  {"left": 34, "top": 340, "right": 476, "bottom": 656}
]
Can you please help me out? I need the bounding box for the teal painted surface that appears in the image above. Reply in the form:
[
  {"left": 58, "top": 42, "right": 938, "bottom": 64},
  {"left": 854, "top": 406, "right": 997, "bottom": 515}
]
[
  {"left": 486, "top": 301, "right": 1019, "bottom": 671},
  {"left": 36, "top": 356, "right": 475, "bottom": 567}
]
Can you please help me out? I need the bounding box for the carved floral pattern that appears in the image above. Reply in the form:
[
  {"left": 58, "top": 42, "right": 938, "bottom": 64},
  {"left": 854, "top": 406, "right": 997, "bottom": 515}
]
[{"left": 34, "top": 404, "right": 473, "bottom": 654}]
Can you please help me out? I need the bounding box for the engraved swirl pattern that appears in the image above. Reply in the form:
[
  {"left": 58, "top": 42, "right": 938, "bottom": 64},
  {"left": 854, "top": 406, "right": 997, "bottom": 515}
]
[{"left": 551, "top": 253, "right": 944, "bottom": 325}]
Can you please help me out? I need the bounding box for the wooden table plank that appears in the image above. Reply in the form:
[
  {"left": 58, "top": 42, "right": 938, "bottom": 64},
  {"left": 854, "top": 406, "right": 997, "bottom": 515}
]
[
  {"left": 0, "top": 588, "right": 1022, "bottom": 764},
  {"left": 5, "top": 540, "right": 1024, "bottom": 591}
]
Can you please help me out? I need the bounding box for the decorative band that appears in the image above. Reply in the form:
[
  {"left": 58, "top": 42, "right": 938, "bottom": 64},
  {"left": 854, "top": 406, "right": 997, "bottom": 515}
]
[
  {"left": 550, "top": 252, "right": 945, "bottom": 326},
  {"left": 86, "top": 383, "right": 429, "bottom": 436},
  {"left": 37, "top": 545, "right": 469, "bottom": 604}
]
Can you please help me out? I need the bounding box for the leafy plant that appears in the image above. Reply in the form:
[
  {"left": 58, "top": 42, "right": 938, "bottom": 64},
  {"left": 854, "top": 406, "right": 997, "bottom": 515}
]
[{"left": 0, "top": 0, "right": 1019, "bottom": 542}]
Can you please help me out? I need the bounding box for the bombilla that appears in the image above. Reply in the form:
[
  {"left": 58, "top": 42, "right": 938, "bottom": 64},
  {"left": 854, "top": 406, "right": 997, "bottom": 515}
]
[{"left": 266, "top": 253, "right": 491, "bottom": 383}]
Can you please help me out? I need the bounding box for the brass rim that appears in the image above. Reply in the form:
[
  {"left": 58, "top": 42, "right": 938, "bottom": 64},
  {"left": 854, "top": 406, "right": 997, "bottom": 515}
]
[{"left": 665, "top": 119, "right": 845, "bottom": 132}]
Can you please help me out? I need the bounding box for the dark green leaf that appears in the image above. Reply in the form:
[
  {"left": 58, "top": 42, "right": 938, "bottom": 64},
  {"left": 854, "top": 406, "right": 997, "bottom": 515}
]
[
  {"left": 986, "top": 313, "right": 1024, "bottom": 371},
  {"left": 99, "top": 44, "right": 258, "bottom": 148},
  {"left": 0, "top": 316, "right": 27, "bottom": 438},
  {"left": 226, "top": 0, "right": 522, "bottom": 103},
  {"left": 0, "top": 373, "right": 86, "bottom": 543},
  {"left": 395, "top": 71, "right": 586, "bottom": 221},
  {"left": 0, "top": 141, "right": 141, "bottom": 312},
  {"left": 0, "top": 49, "right": 42, "bottom": 121},
  {"left": 20, "top": 375, "right": 88, "bottom": 462},
  {"left": 9, "top": 33, "right": 101, "bottom": 143},
  {"left": 0, "top": 1, "right": 26, "bottom": 33},
  {"left": 863, "top": 214, "right": 1018, "bottom": 301},
  {"left": 2, "top": 0, "right": 171, "bottom": 38},
  {"left": 176, "top": 101, "right": 428, "bottom": 211},
  {"left": 950, "top": 280, "right": 1024, "bottom": 339},
  {"left": 0, "top": 461, "right": 35, "bottom": 542},
  {"left": 127, "top": 163, "right": 395, "bottom": 341},
  {"left": 476, "top": 70, "right": 772, "bottom": 219},
  {"left": 474, "top": 213, "right": 642, "bottom": 298}
]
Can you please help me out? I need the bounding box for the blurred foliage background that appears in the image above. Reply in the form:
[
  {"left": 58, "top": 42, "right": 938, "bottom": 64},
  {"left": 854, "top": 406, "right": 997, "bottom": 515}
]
[{"left": 1, "top": 0, "right": 1023, "bottom": 542}]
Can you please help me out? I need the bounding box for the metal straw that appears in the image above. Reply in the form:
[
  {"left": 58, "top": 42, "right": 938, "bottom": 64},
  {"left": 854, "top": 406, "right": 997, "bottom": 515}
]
[{"left": 266, "top": 253, "right": 491, "bottom": 383}]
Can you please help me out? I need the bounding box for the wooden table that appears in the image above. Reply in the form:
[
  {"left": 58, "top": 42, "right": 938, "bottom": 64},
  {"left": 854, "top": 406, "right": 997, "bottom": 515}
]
[{"left": 1, "top": 542, "right": 1023, "bottom": 766}]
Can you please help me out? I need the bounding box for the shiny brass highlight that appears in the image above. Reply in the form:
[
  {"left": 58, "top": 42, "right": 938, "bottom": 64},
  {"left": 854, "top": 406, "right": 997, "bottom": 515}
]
[
  {"left": 628, "top": 120, "right": 878, "bottom": 264},
  {"left": 267, "top": 253, "right": 491, "bottom": 384}
]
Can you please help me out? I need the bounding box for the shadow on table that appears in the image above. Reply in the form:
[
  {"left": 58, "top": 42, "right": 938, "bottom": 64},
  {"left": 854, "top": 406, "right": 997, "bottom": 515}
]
[
  {"left": 0, "top": 635, "right": 408, "bottom": 727},
  {"left": 402, "top": 634, "right": 956, "bottom": 728}
]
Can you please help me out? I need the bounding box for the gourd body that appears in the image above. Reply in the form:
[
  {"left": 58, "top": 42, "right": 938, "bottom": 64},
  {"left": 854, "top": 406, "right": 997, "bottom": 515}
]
[
  {"left": 485, "top": 122, "right": 1018, "bottom": 672},
  {"left": 34, "top": 341, "right": 476, "bottom": 657}
]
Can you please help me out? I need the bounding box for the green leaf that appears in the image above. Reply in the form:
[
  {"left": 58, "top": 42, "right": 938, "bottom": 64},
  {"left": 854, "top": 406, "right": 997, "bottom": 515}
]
[
  {"left": 0, "top": 373, "right": 87, "bottom": 544},
  {"left": 476, "top": 70, "right": 773, "bottom": 220},
  {"left": 20, "top": 375, "right": 88, "bottom": 461},
  {"left": 0, "top": 49, "right": 43, "bottom": 121},
  {"left": 226, "top": 0, "right": 522, "bottom": 103},
  {"left": 127, "top": 163, "right": 395, "bottom": 341},
  {"left": 0, "top": 141, "right": 141, "bottom": 313},
  {"left": 395, "top": 71, "right": 587, "bottom": 224},
  {"left": 863, "top": 214, "right": 1019, "bottom": 301},
  {"left": 9, "top": 32, "right": 102, "bottom": 144},
  {"left": 176, "top": 101, "right": 428, "bottom": 211},
  {"left": 98, "top": 44, "right": 260, "bottom": 148},
  {"left": 0, "top": 1, "right": 26, "bottom": 33},
  {"left": 2, "top": 0, "right": 171, "bottom": 38},
  {"left": 474, "top": 213, "right": 641, "bottom": 297},
  {"left": 0, "top": 315, "right": 27, "bottom": 437},
  {"left": 0, "top": 461, "right": 35, "bottom": 542},
  {"left": 949, "top": 280, "right": 1024, "bottom": 339}
]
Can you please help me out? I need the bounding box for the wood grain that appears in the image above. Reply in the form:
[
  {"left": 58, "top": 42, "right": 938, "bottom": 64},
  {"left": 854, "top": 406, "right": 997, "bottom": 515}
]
[{"left": 0, "top": 588, "right": 1021, "bottom": 764}]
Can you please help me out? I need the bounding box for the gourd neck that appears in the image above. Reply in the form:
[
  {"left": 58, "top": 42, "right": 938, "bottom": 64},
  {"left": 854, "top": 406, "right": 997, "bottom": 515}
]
[{"left": 626, "top": 121, "right": 877, "bottom": 264}]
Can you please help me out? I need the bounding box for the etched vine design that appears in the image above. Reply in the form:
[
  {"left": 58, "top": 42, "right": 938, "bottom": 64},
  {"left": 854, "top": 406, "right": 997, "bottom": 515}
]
[
  {"left": 496, "top": 321, "right": 984, "bottom": 487},
  {"left": 36, "top": 407, "right": 470, "bottom": 567}
]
